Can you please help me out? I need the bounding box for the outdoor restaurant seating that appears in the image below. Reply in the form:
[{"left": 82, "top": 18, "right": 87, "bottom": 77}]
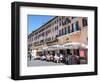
[{"left": 29, "top": 42, "right": 87, "bottom": 65}]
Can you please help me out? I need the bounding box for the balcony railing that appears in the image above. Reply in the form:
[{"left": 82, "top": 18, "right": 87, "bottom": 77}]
[
  {"left": 45, "top": 37, "right": 58, "bottom": 43},
  {"left": 34, "top": 41, "right": 42, "bottom": 46},
  {"left": 33, "top": 37, "right": 58, "bottom": 46}
]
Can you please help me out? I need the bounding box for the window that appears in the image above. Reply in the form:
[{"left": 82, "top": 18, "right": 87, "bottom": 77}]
[
  {"left": 59, "top": 30, "right": 62, "bottom": 36},
  {"left": 55, "top": 27, "right": 56, "bottom": 31},
  {"left": 42, "top": 32, "right": 44, "bottom": 37},
  {"left": 46, "top": 31, "right": 48, "bottom": 35},
  {"left": 66, "top": 27, "right": 68, "bottom": 34},
  {"left": 62, "top": 29, "right": 63, "bottom": 35},
  {"left": 82, "top": 17, "right": 88, "bottom": 27},
  {"left": 59, "top": 18, "right": 61, "bottom": 21},
  {"left": 55, "top": 26, "right": 58, "bottom": 31},
  {"left": 58, "top": 28, "right": 67, "bottom": 36},
  {"left": 68, "top": 26, "right": 70, "bottom": 33},
  {"left": 57, "top": 19, "right": 59, "bottom": 23},
  {"left": 66, "top": 18, "right": 70, "bottom": 24},
  {"left": 76, "top": 21, "right": 79, "bottom": 30},
  {"left": 72, "top": 21, "right": 79, "bottom": 32},
  {"left": 62, "top": 28, "right": 66, "bottom": 35},
  {"left": 40, "top": 40, "right": 44, "bottom": 43},
  {"left": 59, "top": 22, "right": 62, "bottom": 26},
  {"left": 48, "top": 29, "right": 51, "bottom": 33},
  {"left": 62, "top": 19, "right": 66, "bottom": 25},
  {"left": 55, "top": 21, "right": 56, "bottom": 24},
  {"left": 72, "top": 24, "right": 74, "bottom": 32},
  {"left": 32, "top": 38, "right": 34, "bottom": 41},
  {"left": 56, "top": 26, "right": 58, "bottom": 30},
  {"left": 64, "top": 27, "right": 67, "bottom": 34}
]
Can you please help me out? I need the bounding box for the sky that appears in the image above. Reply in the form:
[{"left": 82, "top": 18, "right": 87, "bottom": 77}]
[{"left": 28, "top": 15, "right": 55, "bottom": 34}]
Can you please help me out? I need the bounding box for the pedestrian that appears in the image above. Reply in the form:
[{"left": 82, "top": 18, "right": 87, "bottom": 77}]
[
  {"left": 64, "top": 55, "right": 69, "bottom": 64},
  {"left": 59, "top": 53, "right": 64, "bottom": 62},
  {"left": 67, "top": 54, "right": 72, "bottom": 65},
  {"left": 71, "top": 54, "right": 78, "bottom": 64}
]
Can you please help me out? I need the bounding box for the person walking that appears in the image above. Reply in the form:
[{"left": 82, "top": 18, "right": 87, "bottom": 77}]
[{"left": 71, "top": 54, "right": 78, "bottom": 64}]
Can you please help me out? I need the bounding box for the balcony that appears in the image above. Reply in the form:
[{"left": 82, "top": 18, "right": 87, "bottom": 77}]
[
  {"left": 45, "top": 37, "right": 58, "bottom": 43},
  {"left": 34, "top": 41, "right": 43, "bottom": 46},
  {"left": 33, "top": 37, "right": 58, "bottom": 46}
]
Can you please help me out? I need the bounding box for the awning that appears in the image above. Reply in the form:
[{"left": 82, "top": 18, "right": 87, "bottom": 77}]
[
  {"left": 62, "top": 42, "right": 88, "bottom": 49},
  {"left": 38, "top": 46, "right": 48, "bottom": 51},
  {"left": 38, "top": 42, "right": 87, "bottom": 51},
  {"left": 47, "top": 44, "right": 64, "bottom": 50}
]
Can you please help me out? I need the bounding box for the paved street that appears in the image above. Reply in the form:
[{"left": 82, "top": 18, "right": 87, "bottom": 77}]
[{"left": 27, "top": 58, "right": 65, "bottom": 67}]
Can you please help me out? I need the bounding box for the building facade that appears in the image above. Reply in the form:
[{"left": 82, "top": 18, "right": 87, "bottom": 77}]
[{"left": 28, "top": 16, "right": 88, "bottom": 59}]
